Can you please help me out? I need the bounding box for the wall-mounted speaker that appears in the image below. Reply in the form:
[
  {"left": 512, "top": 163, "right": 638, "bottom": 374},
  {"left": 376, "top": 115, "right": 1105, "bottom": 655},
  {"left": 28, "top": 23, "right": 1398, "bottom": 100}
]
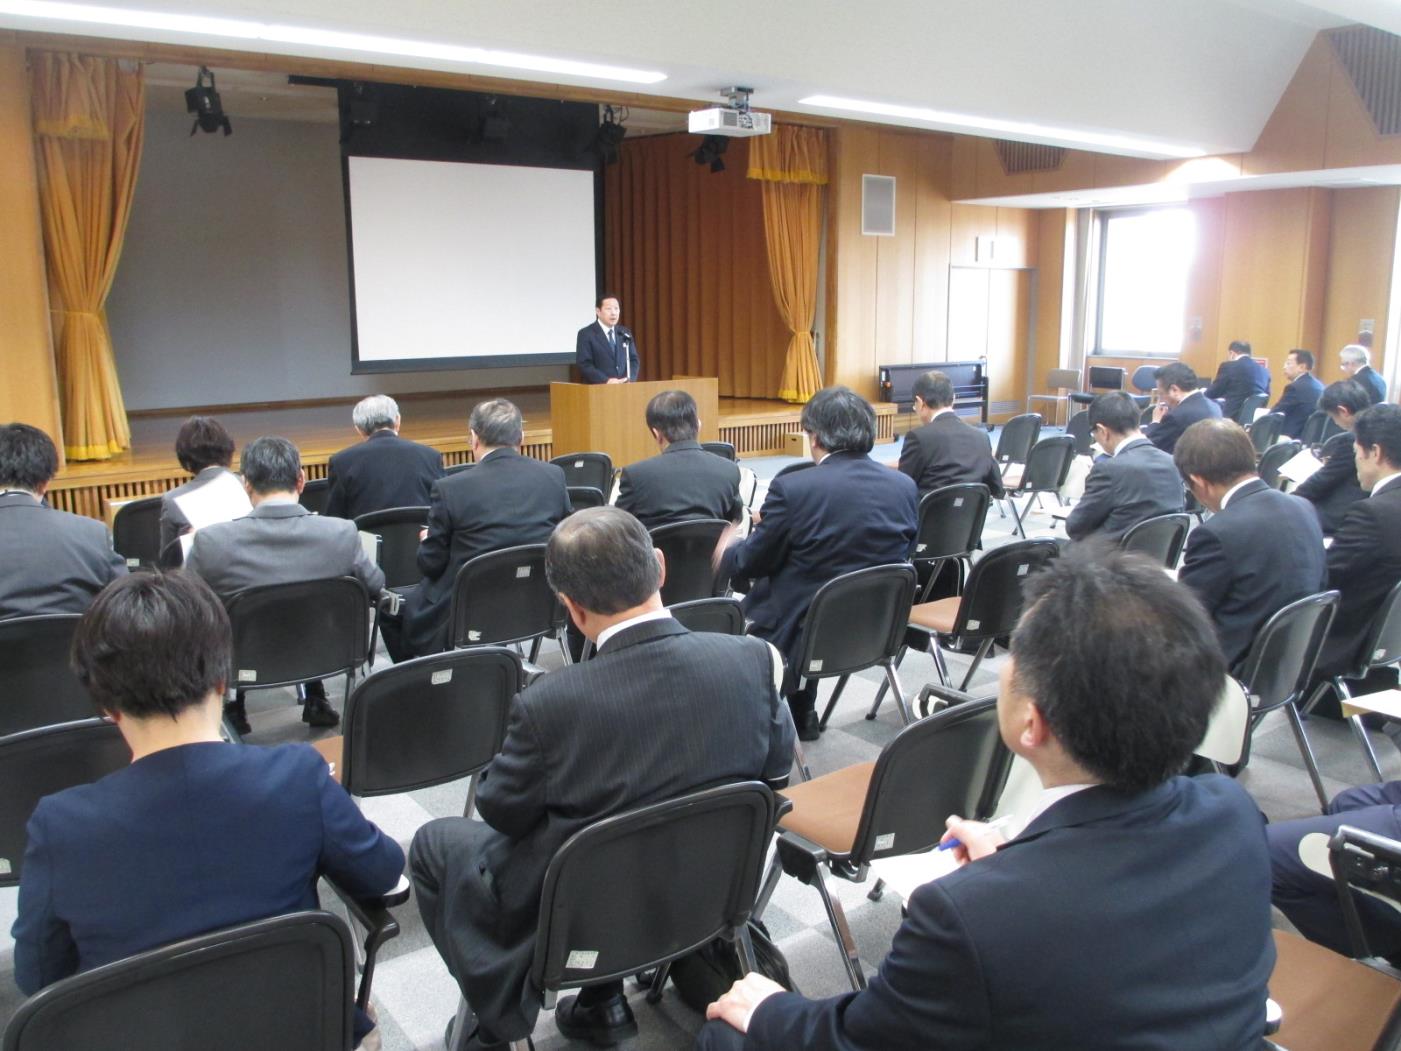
[{"left": 862, "top": 174, "right": 896, "bottom": 237}]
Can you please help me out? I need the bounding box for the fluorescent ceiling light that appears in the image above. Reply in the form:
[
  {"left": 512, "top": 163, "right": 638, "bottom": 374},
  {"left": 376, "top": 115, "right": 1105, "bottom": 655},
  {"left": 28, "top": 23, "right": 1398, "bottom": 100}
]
[
  {"left": 0, "top": 0, "right": 668, "bottom": 84},
  {"left": 799, "top": 94, "right": 1206, "bottom": 160}
]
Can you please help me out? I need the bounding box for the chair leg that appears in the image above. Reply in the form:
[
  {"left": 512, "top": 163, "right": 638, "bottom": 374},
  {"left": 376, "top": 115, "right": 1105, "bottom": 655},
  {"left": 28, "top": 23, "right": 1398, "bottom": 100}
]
[
  {"left": 368, "top": 609, "right": 381, "bottom": 669},
  {"left": 645, "top": 961, "right": 673, "bottom": 1005},
  {"left": 882, "top": 660, "right": 914, "bottom": 726},
  {"left": 556, "top": 630, "right": 573, "bottom": 666},
  {"left": 818, "top": 675, "right": 849, "bottom": 730},
  {"left": 1349, "top": 714, "right": 1386, "bottom": 784},
  {"left": 865, "top": 648, "right": 908, "bottom": 721},
  {"left": 528, "top": 637, "right": 542, "bottom": 664},
  {"left": 786, "top": 703, "right": 812, "bottom": 781},
  {"left": 930, "top": 638, "right": 951, "bottom": 688},
  {"left": 735, "top": 922, "right": 758, "bottom": 975},
  {"left": 811, "top": 865, "right": 867, "bottom": 991},
  {"left": 1284, "top": 701, "right": 1331, "bottom": 812},
  {"left": 867, "top": 878, "right": 886, "bottom": 902},
  {"left": 752, "top": 850, "right": 784, "bottom": 922},
  {"left": 957, "top": 638, "right": 996, "bottom": 691},
  {"left": 464, "top": 772, "right": 479, "bottom": 818},
  {"left": 1008, "top": 497, "right": 1028, "bottom": 539}
]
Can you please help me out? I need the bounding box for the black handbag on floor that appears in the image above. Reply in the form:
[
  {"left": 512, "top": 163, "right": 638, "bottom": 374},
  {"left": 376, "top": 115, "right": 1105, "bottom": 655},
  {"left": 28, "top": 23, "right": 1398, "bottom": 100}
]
[{"left": 666, "top": 919, "right": 797, "bottom": 1013}]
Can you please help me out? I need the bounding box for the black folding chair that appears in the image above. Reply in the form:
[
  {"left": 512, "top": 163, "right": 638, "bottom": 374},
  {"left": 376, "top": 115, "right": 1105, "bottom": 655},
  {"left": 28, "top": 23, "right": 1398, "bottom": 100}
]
[
  {"left": 111, "top": 496, "right": 163, "bottom": 570},
  {"left": 994, "top": 413, "right": 1042, "bottom": 481},
  {"left": 1119, "top": 513, "right": 1191, "bottom": 569},
  {"left": 448, "top": 544, "right": 569, "bottom": 664},
  {"left": 911, "top": 483, "right": 991, "bottom": 603},
  {"left": 1300, "top": 410, "right": 1333, "bottom": 447},
  {"left": 0, "top": 719, "right": 129, "bottom": 887},
  {"left": 355, "top": 506, "right": 430, "bottom": 667},
  {"left": 1065, "top": 410, "right": 1094, "bottom": 457},
  {"left": 444, "top": 461, "right": 475, "bottom": 477},
  {"left": 1069, "top": 365, "right": 1127, "bottom": 408},
  {"left": 551, "top": 452, "right": 613, "bottom": 495},
  {"left": 651, "top": 519, "right": 728, "bottom": 605},
  {"left": 772, "top": 460, "right": 815, "bottom": 481},
  {"left": 755, "top": 698, "right": 1012, "bottom": 990},
  {"left": 0, "top": 614, "right": 93, "bottom": 736},
  {"left": 668, "top": 596, "right": 744, "bottom": 636},
  {"left": 1250, "top": 413, "right": 1287, "bottom": 455},
  {"left": 1005, "top": 436, "right": 1075, "bottom": 538},
  {"left": 1237, "top": 392, "right": 1270, "bottom": 426},
  {"left": 701, "top": 441, "right": 737, "bottom": 461},
  {"left": 298, "top": 477, "right": 330, "bottom": 515},
  {"left": 1260, "top": 440, "right": 1303, "bottom": 490},
  {"left": 566, "top": 486, "right": 606, "bottom": 510}
]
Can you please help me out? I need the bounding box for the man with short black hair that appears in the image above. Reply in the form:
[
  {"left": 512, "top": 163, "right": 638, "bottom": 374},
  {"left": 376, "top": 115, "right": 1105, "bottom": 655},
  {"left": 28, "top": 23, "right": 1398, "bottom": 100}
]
[
  {"left": 187, "top": 435, "right": 385, "bottom": 732},
  {"left": 1271, "top": 349, "right": 1324, "bottom": 438},
  {"left": 575, "top": 293, "right": 639, "bottom": 384},
  {"left": 1174, "top": 418, "right": 1326, "bottom": 668},
  {"left": 896, "top": 370, "right": 1004, "bottom": 496},
  {"left": 159, "top": 415, "right": 245, "bottom": 559},
  {"left": 0, "top": 422, "right": 125, "bottom": 620},
  {"left": 1340, "top": 343, "right": 1387, "bottom": 405},
  {"left": 697, "top": 545, "right": 1274, "bottom": 1051},
  {"left": 616, "top": 389, "right": 743, "bottom": 528},
  {"left": 411, "top": 507, "right": 794, "bottom": 1050},
  {"left": 325, "top": 394, "right": 444, "bottom": 521},
  {"left": 1206, "top": 339, "right": 1270, "bottom": 421},
  {"left": 1146, "top": 362, "right": 1223, "bottom": 454},
  {"left": 389, "top": 398, "right": 571, "bottom": 660},
  {"left": 1064, "top": 391, "right": 1183, "bottom": 542},
  {"left": 1295, "top": 379, "right": 1371, "bottom": 535},
  {"left": 719, "top": 386, "right": 918, "bottom": 739}
]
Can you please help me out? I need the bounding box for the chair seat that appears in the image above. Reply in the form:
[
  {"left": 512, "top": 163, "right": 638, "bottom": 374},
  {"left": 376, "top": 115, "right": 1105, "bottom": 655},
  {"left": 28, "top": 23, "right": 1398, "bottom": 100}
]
[
  {"left": 1270, "top": 929, "right": 1401, "bottom": 1051},
  {"left": 1001, "top": 464, "right": 1024, "bottom": 488},
  {"left": 909, "top": 598, "right": 961, "bottom": 634},
  {"left": 777, "top": 761, "right": 876, "bottom": 856},
  {"left": 311, "top": 736, "right": 343, "bottom": 783}
]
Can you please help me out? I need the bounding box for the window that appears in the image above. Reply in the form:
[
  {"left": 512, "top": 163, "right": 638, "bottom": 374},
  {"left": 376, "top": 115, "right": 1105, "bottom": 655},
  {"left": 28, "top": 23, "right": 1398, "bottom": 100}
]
[{"left": 1094, "top": 207, "right": 1196, "bottom": 357}]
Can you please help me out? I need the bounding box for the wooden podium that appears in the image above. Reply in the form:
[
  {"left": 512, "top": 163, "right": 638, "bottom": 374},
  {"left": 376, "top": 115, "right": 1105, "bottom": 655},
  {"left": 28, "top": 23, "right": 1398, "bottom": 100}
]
[{"left": 550, "top": 378, "right": 720, "bottom": 469}]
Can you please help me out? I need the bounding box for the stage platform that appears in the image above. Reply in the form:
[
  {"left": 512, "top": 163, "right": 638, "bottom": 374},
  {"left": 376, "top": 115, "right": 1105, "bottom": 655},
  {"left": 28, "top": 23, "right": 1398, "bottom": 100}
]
[{"left": 50, "top": 388, "right": 897, "bottom": 521}]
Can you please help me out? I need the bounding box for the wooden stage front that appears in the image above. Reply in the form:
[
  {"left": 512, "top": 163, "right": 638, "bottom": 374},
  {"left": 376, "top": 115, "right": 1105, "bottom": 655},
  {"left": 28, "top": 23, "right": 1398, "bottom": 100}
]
[{"left": 50, "top": 389, "right": 898, "bottom": 521}]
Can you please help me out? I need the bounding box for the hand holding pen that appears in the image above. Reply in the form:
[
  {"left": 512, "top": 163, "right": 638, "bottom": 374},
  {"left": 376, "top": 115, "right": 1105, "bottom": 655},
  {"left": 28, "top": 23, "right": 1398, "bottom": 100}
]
[{"left": 938, "top": 815, "right": 1015, "bottom": 865}]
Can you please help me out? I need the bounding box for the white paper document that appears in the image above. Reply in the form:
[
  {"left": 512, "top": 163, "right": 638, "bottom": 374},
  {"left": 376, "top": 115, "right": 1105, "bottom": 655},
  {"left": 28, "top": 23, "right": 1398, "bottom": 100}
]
[
  {"left": 1277, "top": 448, "right": 1323, "bottom": 485},
  {"left": 173, "top": 471, "right": 251, "bottom": 531}
]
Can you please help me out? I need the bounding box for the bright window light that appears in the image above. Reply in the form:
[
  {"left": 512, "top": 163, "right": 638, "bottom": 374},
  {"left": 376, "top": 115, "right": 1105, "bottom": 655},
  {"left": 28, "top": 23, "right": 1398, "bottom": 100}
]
[{"left": 1096, "top": 208, "right": 1197, "bottom": 357}]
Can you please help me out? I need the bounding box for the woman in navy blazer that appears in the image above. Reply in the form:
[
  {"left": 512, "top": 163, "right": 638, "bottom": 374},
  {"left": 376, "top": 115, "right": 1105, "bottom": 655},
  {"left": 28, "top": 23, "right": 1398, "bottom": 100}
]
[{"left": 11, "top": 572, "right": 404, "bottom": 1046}]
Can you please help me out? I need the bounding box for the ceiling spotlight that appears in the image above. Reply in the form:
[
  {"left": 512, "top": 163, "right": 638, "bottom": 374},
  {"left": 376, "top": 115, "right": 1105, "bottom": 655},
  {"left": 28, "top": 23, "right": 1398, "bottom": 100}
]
[
  {"left": 185, "top": 66, "right": 231, "bottom": 136},
  {"left": 592, "top": 105, "right": 628, "bottom": 165},
  {"left": 690, "top": 134, "right": 729, "bottom": 173}
]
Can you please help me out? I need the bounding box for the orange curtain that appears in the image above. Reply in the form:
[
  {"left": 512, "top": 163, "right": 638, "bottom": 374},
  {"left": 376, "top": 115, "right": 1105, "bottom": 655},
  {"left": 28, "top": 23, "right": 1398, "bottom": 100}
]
[
  {"left": 604, "top": 134, "right": 791, "bottom": 399},
  {"left": 747, "top": 125, "right": 828, "bottom": 404},
  {"left": 30, "top": 53, "right": 143, "bottom": 461}
]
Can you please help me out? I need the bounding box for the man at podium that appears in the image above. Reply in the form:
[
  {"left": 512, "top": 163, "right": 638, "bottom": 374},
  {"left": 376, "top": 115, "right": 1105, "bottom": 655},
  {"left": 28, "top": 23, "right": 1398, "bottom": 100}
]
[{"left": 575, "top": 293, "right": 638, "bottom": 384}]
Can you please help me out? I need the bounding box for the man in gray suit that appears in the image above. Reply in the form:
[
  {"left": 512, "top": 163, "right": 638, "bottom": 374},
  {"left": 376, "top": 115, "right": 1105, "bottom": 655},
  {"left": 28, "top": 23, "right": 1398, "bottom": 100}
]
[
  {"left": 410, "top": 507, "right": 794, "bottom": 1051},
  {"left": 1065, "top": 392, "right": 1184, "bottom": 542},
  {"left": 0, "top": 423, "right": 125, "bottom": 620},
  {"left": 187, "top": 436, "right": 383, "bottom": 733}
]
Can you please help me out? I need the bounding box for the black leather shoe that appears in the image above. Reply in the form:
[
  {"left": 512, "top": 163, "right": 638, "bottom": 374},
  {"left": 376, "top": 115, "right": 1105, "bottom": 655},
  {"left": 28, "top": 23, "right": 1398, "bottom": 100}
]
[
  {"left": 795, "top": 709, "right": 821, "bottom": 742},
  {"left": 554, "top": 992, "right": 638, "bottom": 1047},
  {"left": 302, "top": 695, "right": 341, "bottom": 728},
  {"left": 223, "top": 701, "right": 251, "bottom": 736},
  {"left": 444, "top": 1016, "right": 507, "bottom": 1051}
]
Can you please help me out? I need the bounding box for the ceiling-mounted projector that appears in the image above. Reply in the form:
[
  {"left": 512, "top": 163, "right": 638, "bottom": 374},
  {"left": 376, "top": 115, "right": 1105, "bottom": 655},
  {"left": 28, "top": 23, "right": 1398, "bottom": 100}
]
[{"left": 688, "top": 86, "right": 771, "bottom": 137}]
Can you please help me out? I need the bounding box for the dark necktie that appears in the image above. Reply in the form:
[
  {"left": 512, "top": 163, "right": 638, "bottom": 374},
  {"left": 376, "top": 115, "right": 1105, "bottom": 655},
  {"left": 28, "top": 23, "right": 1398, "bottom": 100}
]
[{"left": 609, "top": 328, "right": 621, "bottom": 374}]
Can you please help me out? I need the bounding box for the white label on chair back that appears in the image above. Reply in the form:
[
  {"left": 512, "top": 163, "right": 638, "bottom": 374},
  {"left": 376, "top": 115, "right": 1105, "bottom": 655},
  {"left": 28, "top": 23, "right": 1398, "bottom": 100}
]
[
  {"left": 573, "top": 460, "right": 585, "bottom": 468},
  {"left": 238, "top": 669, "right": 256, "bottom": 682},
  {"left": 916, "top": 543, "right": 927, "bottom": 552},
  {"left": 954, "top": 498, "right": 964, "bottom": 507},
  {"left": 967, "top": 620, "right": 980, "bottom": 631},
  {"left": 516, "top": 566, "right": 531, "bottom": 578},
  {"left": 809, "top": 659, "right": 823, "bottom": 672},
  {"left": 566, "top": 950, "right": 599, "bottom": 970},
  {"left": 0, "top": 858, "right": 10, "bottom": 874},
  {"left": 875, "top": 833, "right": 895, "bottom": 851},
  {"left": 468, "top": 630, "right": 482, "bottom": 642},
  {"left": 1017, "top": 564, "right": 1029, "bottom": 576},
  {"left": 1377, "top": 648, "right": 1389, "bottom": 661},
  {"left": 431, "top": 669, "right": 453, "bottom": 686},
  {"left": 126, "top": 557, "right": 141, "bottom": 568}
]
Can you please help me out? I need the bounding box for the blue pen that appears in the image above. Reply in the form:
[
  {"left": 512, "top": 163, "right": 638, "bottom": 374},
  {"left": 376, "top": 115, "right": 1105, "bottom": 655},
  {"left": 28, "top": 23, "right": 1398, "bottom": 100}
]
[{"left": 937, "top": 815, "right": 1015, "bottom": 852}]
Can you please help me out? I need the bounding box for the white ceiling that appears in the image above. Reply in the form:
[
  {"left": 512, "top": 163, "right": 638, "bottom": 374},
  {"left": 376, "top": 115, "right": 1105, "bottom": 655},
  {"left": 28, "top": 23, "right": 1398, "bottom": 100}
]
[{"left": 3, "top": 0, "right": 1384, "bottom": 157}]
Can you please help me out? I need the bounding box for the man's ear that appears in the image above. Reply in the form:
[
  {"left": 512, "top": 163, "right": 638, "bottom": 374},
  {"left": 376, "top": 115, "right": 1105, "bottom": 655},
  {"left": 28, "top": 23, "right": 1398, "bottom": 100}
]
[
  {"left": 559, "top": 592, "right": 586, "bottom": 633},
  {"left": 654, "top": 548, "right": 667, "bottom": 589},
  {"left": 295, "top": 468, "right": 306, "bottom": 496},
  {"left": 1021, "top": 701, "right": 1054, "bottom": 751}
]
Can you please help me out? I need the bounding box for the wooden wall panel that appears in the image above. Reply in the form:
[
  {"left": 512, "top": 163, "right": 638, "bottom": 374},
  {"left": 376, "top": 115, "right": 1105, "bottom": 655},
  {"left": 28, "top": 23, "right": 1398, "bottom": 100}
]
[
  {"left": 1180, "top": 197, "right": 1226, "bottom": 379},
  {"left": 994, "top": 208, "right": 1038, "bottom": 269},
  {"left": 949, "top": 203, "right": 995, "bottom": 267},
  {"left": 1031, "top": 209, "right": 1072, "bottom": 395},
  {"left": 911, "top": 134, "right": 953, "bottom": 361},
  {"left": 1321, "top": 186, "right": 1399, "bottom": 383},
  {"left": 1244, "top": 36, "right": 1331, "bottom": 176},
  {"left": 987, "top": 269, "right": 1032, "bottom": 409},
  {"left": 827, "top": 125, "right": 882, "bottom": 393},
  {"left": 874, "top": 132, "right": 919, "bottom": 368}
]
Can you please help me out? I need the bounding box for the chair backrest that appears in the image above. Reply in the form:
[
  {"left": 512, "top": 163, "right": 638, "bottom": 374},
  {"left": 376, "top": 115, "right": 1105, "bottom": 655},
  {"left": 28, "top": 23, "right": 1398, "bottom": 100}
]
[
  {"left": 567, "top": 486, "right": 606, "bottom": 510},
  {"left": 449, "top": 543, "right": 559, "bottom": 649},
  {"left": 667, "top": 597, "right": 745, "bottom": 636},
  {"left": 444, "top": 461, "right": 474, "bottom": 477},
  {"left": 1237, "top": 590, "right": 1340, "bottom": 713},
  {"left": 1065, "top": 410, "right": 1094, "bottom": 457},
  {"left": 773, "top": 460, "right": 815, "bottom": 481},
  {"left": 852, "top": 697, "right": 1012, "bottom": 863},
  {"left": 737, "top": 466, "right": 759, "bottom": 510},
  {"left": 1250, "top": 413, "right": 1286, "bottom": 454},
  {"left": 2, "top": 911, "right": 355, "bottom": 1051},
  {"left": 1119, "top": 513, "right": 1191, "bottom": 569},
  {"left": 1352, "top": 579, "right": 1401, "bottom": 679},
  {"left": 1045, "top": 367, "right": 1081, "bottom": 391},
  {"left": 1300, "top": 410, "right": 1331, "bottom": 447},
  {"left": 0, "top": 614, "right": 94, "bottom": 736},
  {"left": 0, "top": 719, "right": 129, "bottom": 887},
  {"left": 340, "top": 648, "right": 519, "bottom": 797},
  {"left": 1140, "top": 404, "right": 1156, "bottom": 427},
  {"left": 994, "top": 413, "right": 1043, "bottom": 466},
  {"left": 298, "top": 477, "right": 330, "bottom": 515},
  {"left": 111, "top": 496, "right": 163, "bottom": 569},
  {"left": 529, "top": 782, "right": 775, "bottom": 994},
  {"left": 1196, "top": 676, "right": 1253, "bottom": 767},
  {"left": 1259, "top": 440, "right": 1302, "bottom": 489},
  {"left": 1087, "top": 364, "right": 1127, "bottom": 392},
  {"left": 701, "top": 441, "right": 737, "bottom": 461},
  {"left": 1131, "top": 364, "right": 1159, "bottom": 394},
  {"left": 650, "top": 519, "right": 728, "bottom": 605},
  {"left": 224, "top": 577, "right": 369, "bottom": 690},
  {"left": 794, "top": 564, "right": 917, "bottom": 681},
  {"left": 914, "top": 484, "right": 990, "bottom": 563},
  {"left": 1238, "top": 392, "right": 1270, "bottom": 426},
  {"left": 551, "top": 452, "right": 613, "bottom": 493},
  {"left": 1016, "top": 435, "right": 1075, "bottom": 492},
  {"left": 353, "top": 506, "right": 430, "bottom": 590},
  {"left": 1330, "top": 826, "right": 1401, "bottom": 960},
  {"left": 951, "top": 539, "right": 1061, "bottom": 640}
]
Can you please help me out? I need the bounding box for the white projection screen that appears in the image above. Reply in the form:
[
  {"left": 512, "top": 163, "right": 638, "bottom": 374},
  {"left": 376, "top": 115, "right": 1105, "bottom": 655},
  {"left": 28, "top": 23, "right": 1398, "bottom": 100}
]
[{"left": 346, "top": 156, "right": 597, "bottom": 372}]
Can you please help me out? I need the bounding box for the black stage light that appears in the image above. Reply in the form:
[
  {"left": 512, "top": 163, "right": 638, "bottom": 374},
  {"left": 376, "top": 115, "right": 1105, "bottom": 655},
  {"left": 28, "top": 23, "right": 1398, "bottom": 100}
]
[
  {"left": 185, "top": 66, "right": 231, "bottom": 137},
  {"left": 348, "top": 82, "right": 379, "bottom": 127},
  {"left": 592, "top": 105, "right": 628, "bottom": 165},
  {"left": 690, "top": 134, "right": 729, "bottom": 173},
  {"left": 478, "top": 97, "right": 511, "bottom": 142}
]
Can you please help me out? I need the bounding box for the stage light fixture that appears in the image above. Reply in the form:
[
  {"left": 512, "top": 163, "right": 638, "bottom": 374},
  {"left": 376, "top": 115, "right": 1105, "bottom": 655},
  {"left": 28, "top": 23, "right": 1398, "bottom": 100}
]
[
  {"left": 478, "top": 96, "right": 511, "bottom": 142},
  {"left": 690, "top": 134, "right": 729, "bottom": 174},
  {"left": 592, "top": 105, "right": 627, "bottom": 165},
  {"left": 348, "top": 82, "right": 379, "bottom": 127},
  {"left": 185, "top": 65, "right": 231, "bottom": 136}
]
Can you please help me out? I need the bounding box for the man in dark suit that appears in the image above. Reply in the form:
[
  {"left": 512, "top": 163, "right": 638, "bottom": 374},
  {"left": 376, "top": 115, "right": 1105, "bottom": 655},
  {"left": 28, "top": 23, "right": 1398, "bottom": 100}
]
[
  {"left": 1341, "top": 343, "right": 1388, "bottom": 405},
  {"left": 616, "top": 389, "right": 743, "bottom": 528},
  {"left": 186, "top": 436, "right": 385, "bottom": 733},
  {"left": 387, "top": 399, "right": 571, "bottom": 661},
  {"left": 0, "top": 422, "right": 125, "bottom": 620},
  {"left": 719, "top": 387, "right": 918, "bottom": 740},
  {"left": 1295, "top": 379, "right": 1370, "bottom": 536},
  {"left": 1065, "top": 391, "right": 1183, "bottom": 541},
  {"left": 12, "top": 571, "right": 403, "bottom": 1048},
  {"left": 1271, "top": 348, "right": 1325, "bottom": 438},
  {"left": 159, "top": 415, "right": 247, "bottom": 561},
  {"left": 1175, "top": 418, "right": 1326, "bottom": 669},
  {"left": 324, "top": 394, "right": 444, "bottom": 521},
  {"left": 1205, "top": 339, "right": 1271, "bottom": 422},
  {"left": 410, "top": 508, "right": 794, "bottom": 1050},
  {"left": 575, "top": 293, "right": 639, "bottom": 384},
  {"left": 895, "top": 370, "right": 1003, "bottom": 497},
  {"left": 697, "top": 546, "right": 1274, "bottom": 1051},
  {"left": 1145, "top": 361, "right": 1223, "bottom": 455}
]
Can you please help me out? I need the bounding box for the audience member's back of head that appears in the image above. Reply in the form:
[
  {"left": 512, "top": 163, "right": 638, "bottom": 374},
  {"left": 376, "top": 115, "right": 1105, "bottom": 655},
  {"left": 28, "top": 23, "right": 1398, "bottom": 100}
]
[
  {"left": 1087, "top": 391, "right": 1141, "bottom": 435},
  {"left": 240, "top": 436, "right": 301, "bottom": 495},
  {"left": 1154, "top": 362, "right": 1199, "bottom": 392},
  {"left": 352, "top": 395, "right": 400, "bottom": 435},
  {"left": 545, "top": 507, "right": 659, "bottom": 615},
  {"left": 1013, "top": 544, "right": 1224, "bottom": 792},
  {"left": 469, "top": 399, "right": 524, "bottom": 448},
  {"left": 1342, "top": 343, "right": 1372, "bottom": 367},
  {"left": 912, "top": 371, "right": 955, "bottom": 411},
  {"left": 1319, "top": 379, "right": 1372, "bottom": 417},
  {"left": 71, "top": 570, "right": 231, "bottom": 720},
  {"left": 0, "top": 423, "right": 58, "bottom": 493},
  {"left": 174, "top": 416, "right": 235, "bottom": 475},
  {"left": 1227, "top": 340, "right": 1251, "bottom": 357},
  {"left": 800, "top": 386, "right": 876, "bottom": 455},
  {"left": 1354, "top": 402, "right": 1401, "bottom": 465},
  {"left": 1173, "top": 418, "right": 1256, "bottom": 485},
  {"left": 645, "top": 391, "right": 700, "bottom": 444}
]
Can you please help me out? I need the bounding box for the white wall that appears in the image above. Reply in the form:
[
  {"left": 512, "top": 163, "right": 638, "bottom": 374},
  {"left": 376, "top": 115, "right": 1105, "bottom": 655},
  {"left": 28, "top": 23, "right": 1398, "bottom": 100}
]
[{"left": 107, "top": 110, "right": 568, "bottom": 411}]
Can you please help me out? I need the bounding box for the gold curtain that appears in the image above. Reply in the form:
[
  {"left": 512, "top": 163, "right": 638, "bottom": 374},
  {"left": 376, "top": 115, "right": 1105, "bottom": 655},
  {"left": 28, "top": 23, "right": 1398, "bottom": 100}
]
[
  {"left": 747, "top": 125, "right": 828, "bottom": 404},
  {"left": 30, "top": 53, "right": 143, "bottom": 461},
  {"left": 604, "top": 134, "right": 791, "bottom": 399}
]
